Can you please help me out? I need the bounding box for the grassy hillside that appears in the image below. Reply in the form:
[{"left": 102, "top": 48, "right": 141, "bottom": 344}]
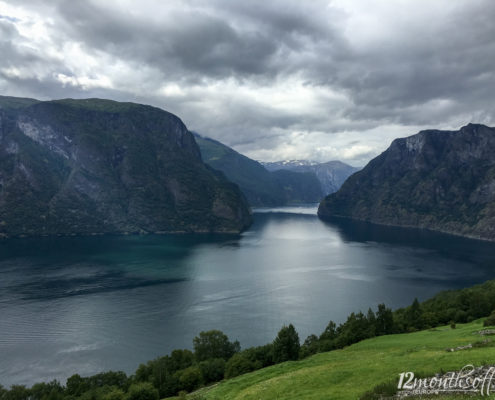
[{"left": 173, "top": 320, "right": 495, "bottom": 400}]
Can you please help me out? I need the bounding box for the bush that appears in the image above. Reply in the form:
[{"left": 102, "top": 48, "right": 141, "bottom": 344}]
[
  {"left": 177, "top": 366, "right": 203, "bottom": 393},
  {"left": 484, "top": 310, "right": 495, "bottom": 327},
  {"left": 242, "top": 344, "right": 274, "bottom": 368},
  {"left": 224, "top": 353, "right": 260, "bottom": 379},
  {"left": 198, "top": 358, "right": 226, "bottom": 384},
  {"left": 272, "top": 324, "right": 300, "bottom": 363},
  {"left": 104, "top": 388, "right": 125, "bottom": 400},
  {"left": 126, "top": 383, "right": 159, "bottom": 400}
]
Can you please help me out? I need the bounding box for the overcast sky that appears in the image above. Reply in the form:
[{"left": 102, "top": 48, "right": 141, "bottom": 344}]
[{"left": 1, "top": 0, "right": 494, "bottom": 166}]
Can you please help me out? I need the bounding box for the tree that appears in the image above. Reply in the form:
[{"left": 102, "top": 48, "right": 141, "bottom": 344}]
[
  {"left": 88, "top": 371, "right": 128, "bottom": 390},
  {"left": 335, "top": 312, "right": 372, "bottom": 348},
  {"left": 319, "top": 321, "right": 337, "bottom": 351},
  {"left": 3, "top": 386, "right": 29, "bottom": 400},
  {"left": 169, "top": 350, "right": 195, "bottom": 372},
  {"left": 366, "top": 308, "right": 377, "bottom": 337},
  {"left": 272, "top": 324, "right": 300, "bottom": 363},
  {"left": 375, "top": 303, "right": 394, "bottom": 335},
  {"left": 319, "top": 321, "right": 337, "bottom": 341},
  {"left": 300, "top": 334, "right": 319, "bottom": 358},
  {"left": 405, "top": 298, "right": 423, "bottom": 330},
  {"left": 30, "top": 381, "right": 64, "bottom": 400},
  {"left": 126, "top": 383, "right": 159, "bottom": 400},
  {"left": 66, "top": 374, "right": 89, "bottom": 397},
  {"left": 193, "top": 330, "right": 240, "bottom": 361}
]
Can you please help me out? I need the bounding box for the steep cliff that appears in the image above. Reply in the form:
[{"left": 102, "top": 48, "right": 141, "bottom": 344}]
[
  {"left": 318, "top": 124, "right": 495, "bottom": 241},
  {"left": 0, "top": 96, "right": 251, "bottom": 237}
]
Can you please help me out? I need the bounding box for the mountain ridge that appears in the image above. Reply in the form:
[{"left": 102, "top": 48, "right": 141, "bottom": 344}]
[
  {"left": 194, "top": 133, "right": 324, "bottom": 206},
  {"left": 0, "top": 95, "right": 252, "bottom": 237},
  {"left": 318, "top": 123, "right": 495, "bottom": 241}
]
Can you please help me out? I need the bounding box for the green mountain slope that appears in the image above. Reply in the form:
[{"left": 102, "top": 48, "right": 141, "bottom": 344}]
[
  {"left": 0, "top": 96, "right": 251, "bottom": 237},
  {"left": 318, "top": 124, "right": 495, "bottom": 241},
  {"left": 181, "top": 319, "right": 493, "bottom": 400},
  {"left": 194, "top": 134, "right": 323, "bottom": 206}
]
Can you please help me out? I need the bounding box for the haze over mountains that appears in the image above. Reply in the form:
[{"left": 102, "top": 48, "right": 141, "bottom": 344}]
[
  {"left": 262, "top": 160, "right": 360, "bottom": 196},
  {"left": 194, "top": 134, "right": 324, "bottom": 206},
  {"left": 0, "top": 96, "right": 251, "bottom": 237},
  {"left": 318, "top": 124, "right": 495, "bottom": 241}
]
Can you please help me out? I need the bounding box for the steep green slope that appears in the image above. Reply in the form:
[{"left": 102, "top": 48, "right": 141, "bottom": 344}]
[
  {"left": 194, "top": 134, "right": 323, "bottom": 206},
  {"left": 0, "top": 96, "right": 251, "bottom": 236},
  {"left": 318, "top": 124, "right": 495, "bottom": 241},
  {"left": 183, "top": 320, "right": 493, "bottom": 400},
  {"left": 194, "top": 134, "right": 286, "bottom": 206}
]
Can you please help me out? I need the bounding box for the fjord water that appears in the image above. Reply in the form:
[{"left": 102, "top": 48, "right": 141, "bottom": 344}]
[{"left": 1, "top": 206, "right": 495, "bottom": 386}]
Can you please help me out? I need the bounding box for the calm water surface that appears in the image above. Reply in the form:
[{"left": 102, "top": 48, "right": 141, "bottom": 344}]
[{"left": 1, "top": 205, "right": 495, "bottom": 386}]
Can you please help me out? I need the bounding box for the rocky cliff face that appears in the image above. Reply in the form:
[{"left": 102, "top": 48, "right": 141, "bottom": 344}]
[
  {"left": 318, "top": 124, "right": 495, "bottom": 241},
  {"left": 0, "top": 96, "right": 251, "bottom": 237}
]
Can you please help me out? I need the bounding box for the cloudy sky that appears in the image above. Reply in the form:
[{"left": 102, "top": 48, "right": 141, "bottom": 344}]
[{"left": 1, "top": 0, "right": 494, "bottom": 166}]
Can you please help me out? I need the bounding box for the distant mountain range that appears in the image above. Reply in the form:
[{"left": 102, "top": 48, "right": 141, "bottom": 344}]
[
  {"left": 262, "top": 160, "right": 360, "bottom": 195},
  {"left": 318, "top": 124, "right": 495, "bottom": 241},
  {"left": 194, "top": 134, "right": 323, "bottom": 206},
  {"left": 0, "top": 96, "right": 251, "bottom": 237}
]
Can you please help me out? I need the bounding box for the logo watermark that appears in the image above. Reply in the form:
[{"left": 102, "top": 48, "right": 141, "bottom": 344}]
[{"left": 397, "top": 365, "right": 495, "bottom": 397}]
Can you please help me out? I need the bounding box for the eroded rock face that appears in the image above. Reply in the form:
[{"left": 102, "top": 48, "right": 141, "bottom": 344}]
[
  {"left": 0, "top": 96, "right": 251, "bottom": 237},
  {"left": 318, "top": 124, "right": 495, "bottom": 241}
]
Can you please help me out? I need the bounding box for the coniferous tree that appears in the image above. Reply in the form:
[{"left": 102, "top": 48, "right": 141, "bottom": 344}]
[{"left": 273, "top": 324, "right": 300, "bottom": 363}]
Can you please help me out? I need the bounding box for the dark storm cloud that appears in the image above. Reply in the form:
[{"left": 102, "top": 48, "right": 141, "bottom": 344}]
[
  {"left": 1, "top": 0, "right": 495, "bottom": 165},
  {"left": 53, "top": 0, "right": 284, "bottom": 81}
]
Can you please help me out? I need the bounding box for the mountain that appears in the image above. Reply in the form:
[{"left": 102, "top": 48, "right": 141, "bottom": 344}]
[
  {"left": 262, "top": 160, "right": 360, "bottom": 195},
  {"left": 0, "top": 96, "right": 252, "bottom": 237},
  {"left": 194, "top": 134, "right": 323, "bottom": 206},
  {"left": 318, "top": 124, "right": 495, "bottom": 241}
]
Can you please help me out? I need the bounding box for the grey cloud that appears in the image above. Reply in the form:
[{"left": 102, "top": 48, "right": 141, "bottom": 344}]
[{"left": 1, "top": 0, "right": 495, "bottom": 165}]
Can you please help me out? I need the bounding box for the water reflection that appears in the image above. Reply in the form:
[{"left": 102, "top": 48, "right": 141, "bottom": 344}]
[{"left": 1, "top": 207, "right": 495, "bottom": 387}]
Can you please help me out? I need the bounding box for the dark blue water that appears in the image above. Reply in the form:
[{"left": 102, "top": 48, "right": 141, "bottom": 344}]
[{"left": 1, "top": 206, "right": 495, "bottom": 386}]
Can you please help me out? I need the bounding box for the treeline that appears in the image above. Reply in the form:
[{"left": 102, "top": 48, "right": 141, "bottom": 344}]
[{"left": 2, "top": 280, "right": 495, "bottom": 399}]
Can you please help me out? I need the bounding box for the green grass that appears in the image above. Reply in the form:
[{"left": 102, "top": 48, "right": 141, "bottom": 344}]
[{"left": 169, "top": 320, "right": 495, "bottom": 400}]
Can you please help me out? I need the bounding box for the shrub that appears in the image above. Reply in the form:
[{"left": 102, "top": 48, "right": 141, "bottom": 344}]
[
  {"left": 126, "top": 383, "right": 159, "bottom": 400},
  {"left": 177, "top": 366, "right": 203, "bottom": 393},
  {"left": 484, "top": 310, "right": 495, "bottom": 327},
  {"left": 104, "top": 388, "right": 125, "bottom": 400},
  {"left": 198, "top": 358, "right": 226, "bottom": 384},
  {"left": 224, "top": 353, "right": 260, "bottom": 379}
]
